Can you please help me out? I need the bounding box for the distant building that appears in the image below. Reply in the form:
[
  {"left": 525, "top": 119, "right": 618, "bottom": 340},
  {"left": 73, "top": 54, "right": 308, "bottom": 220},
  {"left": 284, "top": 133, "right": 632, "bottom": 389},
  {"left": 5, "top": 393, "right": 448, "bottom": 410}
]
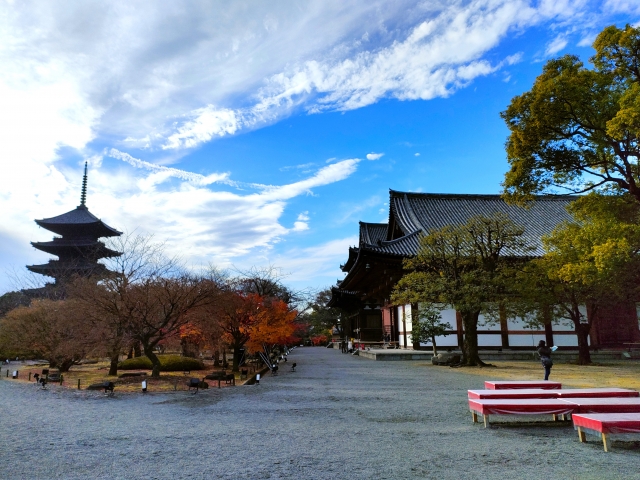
[
  {"left": 27, "top": 162, "right": 122, "bottom": 285},
  {"left": 329, "top": 190, "right": 640, "bottom": 350}
]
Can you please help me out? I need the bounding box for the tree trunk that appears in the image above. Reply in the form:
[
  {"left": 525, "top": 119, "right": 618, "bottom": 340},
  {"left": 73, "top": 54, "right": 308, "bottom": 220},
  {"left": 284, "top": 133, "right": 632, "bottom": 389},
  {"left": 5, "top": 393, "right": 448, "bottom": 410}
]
[
  {"left": 232, "top": 344, "right": 241, "bottom": 372},
  {"left": 58, "top": 358, "right": 75, "bottom": 373},
  {"left": 108, "top": 352, "right": 119, "bottom": 376},
  {"left": 461, "top": 310, "right": 487, "bottom": 366},
  {"left": 213, "top": 347, "right": 220, "bottom": 367},
  {"left": 431, "top": 335, "right": 438, "bottom": 357},
  {"left": 134, "top": 342, "right": 142, "bottom": 358},
  {"left": 574, "top": 321, "right": 592, "bottom": 365},
  {"left": 144, "top": 346, "right": 162, "bottom": 378}
]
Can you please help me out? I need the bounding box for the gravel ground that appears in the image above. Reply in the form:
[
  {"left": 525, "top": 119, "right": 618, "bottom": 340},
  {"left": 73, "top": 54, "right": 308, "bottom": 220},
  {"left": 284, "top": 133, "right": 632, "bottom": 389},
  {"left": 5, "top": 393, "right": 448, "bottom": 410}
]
[{"left": 1, "top": 347, "right": 640, "bottom": 480}]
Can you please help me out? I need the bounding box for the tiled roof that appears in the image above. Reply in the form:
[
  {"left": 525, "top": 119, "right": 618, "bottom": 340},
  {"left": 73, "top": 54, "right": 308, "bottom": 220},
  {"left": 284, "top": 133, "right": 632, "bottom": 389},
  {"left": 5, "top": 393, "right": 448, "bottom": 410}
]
[
  {"left": 31, "top": 239, "right": 121, "bottom": 258},
  {"left": 36, "top": 206, "right": 121, "bottom": 238},
  {"left": 359, "top": 222, "right": 387, "bottom": 245},
  {"left": 363, "top": 230, "right": 422, "bottom": 256},
  {"left": 387, "top": 191, "right": 575, "bottom": 256}
]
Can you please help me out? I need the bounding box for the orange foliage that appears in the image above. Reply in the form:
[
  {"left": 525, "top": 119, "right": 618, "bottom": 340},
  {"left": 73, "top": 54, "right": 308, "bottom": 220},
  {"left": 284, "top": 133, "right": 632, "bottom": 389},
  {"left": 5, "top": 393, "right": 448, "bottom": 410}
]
[
  {"left": 179, "top": 323, "right": 205, "bottom": 346},
  {"left": 245, "top": 298, "right": 298, "bottom": 353}
]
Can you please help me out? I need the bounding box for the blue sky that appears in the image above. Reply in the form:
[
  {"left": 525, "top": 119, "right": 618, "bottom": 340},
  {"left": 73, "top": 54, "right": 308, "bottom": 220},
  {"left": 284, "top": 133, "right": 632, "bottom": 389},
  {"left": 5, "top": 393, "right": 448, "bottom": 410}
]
[{"left": 1, "top": 0, "right": 639, "bottom": 294}]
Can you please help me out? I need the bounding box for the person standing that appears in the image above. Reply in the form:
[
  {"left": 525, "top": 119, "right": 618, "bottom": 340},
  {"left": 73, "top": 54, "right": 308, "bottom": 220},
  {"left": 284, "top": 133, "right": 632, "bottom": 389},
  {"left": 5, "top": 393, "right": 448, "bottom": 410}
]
[{"left": 537, "top": 340, "right": 554, "bottom": 380}]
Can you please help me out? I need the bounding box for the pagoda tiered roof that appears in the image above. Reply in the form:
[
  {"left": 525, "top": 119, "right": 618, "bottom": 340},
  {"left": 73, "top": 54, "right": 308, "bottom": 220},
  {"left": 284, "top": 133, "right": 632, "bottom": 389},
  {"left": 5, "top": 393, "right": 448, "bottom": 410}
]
[
  {"left": 35, "top": 205, "right": 121, "bottom": 238},
  {"left": 27, "top": 162, "right": 122, "bottom": 283},
  {"left": 30, "top": 237, "right": 121, "bottom": 257}
]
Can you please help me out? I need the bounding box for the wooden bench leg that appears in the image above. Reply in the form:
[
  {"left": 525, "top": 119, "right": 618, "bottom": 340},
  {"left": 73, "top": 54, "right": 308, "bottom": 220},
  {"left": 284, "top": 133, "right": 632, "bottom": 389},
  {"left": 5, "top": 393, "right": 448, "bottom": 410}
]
[
  {"left": 483, "top": 415, "right": 489, "bottom": 428},
  {"left": 577, "top": 427, "right": 586, "bottom": 443},
  {"left": 602, "top": 433, "right": 610, "bottom": 453},
  {"left": 471, "top": 411, "right": 478, "bottom": 423}
]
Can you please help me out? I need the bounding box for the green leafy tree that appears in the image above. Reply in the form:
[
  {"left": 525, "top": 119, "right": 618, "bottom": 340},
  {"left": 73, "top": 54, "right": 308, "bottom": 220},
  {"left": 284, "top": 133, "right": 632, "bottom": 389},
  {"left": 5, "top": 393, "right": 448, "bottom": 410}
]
[
  {"left": 409, "top": 304, "right": 449, "bottom": 356},
  {"left": 502, "top": 25, "right": 640, "bottom": 204},
  {"left": 302, "top": 289, "right": 343, "bottom": 339},
  {"left": 514, "top": 194, "right": 640, "bottom": 364},
  {"left": 393, "top": 213, "right": 532, "bottom": 366}
]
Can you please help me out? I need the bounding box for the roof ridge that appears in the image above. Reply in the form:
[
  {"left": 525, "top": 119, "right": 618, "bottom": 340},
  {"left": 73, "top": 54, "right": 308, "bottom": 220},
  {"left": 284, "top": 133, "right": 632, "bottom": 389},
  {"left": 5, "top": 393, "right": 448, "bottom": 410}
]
[{"left": 389, "top": 189, "right": 577, "bottom": 200}]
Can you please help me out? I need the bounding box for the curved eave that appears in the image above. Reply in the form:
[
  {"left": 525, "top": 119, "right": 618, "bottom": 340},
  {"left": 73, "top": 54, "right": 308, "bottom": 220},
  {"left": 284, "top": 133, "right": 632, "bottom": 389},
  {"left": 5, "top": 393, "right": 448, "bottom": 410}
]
[
  {"left": 327, "top": 287, "right": 360, "bottom": 309},
  {"left": 34, "top": 221, "right": 122, "bottom": 238},
  {"left": 31, "top": 241, "right": 122, "bottom": 258},
  {"left": 35, "top": 206, "right": 122, "bottom": 238},
  {"left": 339, "top": 245, "right": 406, "bottom": 292},
  {"left": 340, "top": 247, "right": 359, "bottom": 272},
  {"left": 26, "top": 261, "right": 110, "bottom": 276}
]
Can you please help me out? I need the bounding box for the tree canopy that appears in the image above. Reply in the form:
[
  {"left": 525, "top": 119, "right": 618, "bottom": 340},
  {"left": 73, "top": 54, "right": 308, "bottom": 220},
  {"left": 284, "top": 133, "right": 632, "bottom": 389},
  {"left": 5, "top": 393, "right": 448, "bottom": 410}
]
[
  {"left": 393, "top": 213, "right": 532, "bottom": 366},
  {"left": 502, "top": 25, "right": 640, "bottom": 203},
  {"left": 513, "top": 193, "right": 640, "bottom": 364}
]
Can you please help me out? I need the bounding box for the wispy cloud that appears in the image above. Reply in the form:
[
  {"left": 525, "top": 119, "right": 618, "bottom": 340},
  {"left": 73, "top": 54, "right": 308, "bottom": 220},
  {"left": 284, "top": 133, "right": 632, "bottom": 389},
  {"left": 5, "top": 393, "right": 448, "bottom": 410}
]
[
  {"left": 108, "top": 149, "right": 231, "bottom": 186},
  {"left": 154, "top": 1, "right": 589, "bottom": 151},
  {"left": 545, "top": 35, "right": 568, "bottom": 56},
  {"left": 366, "top": 152, "right": 384, "bottom": 160}
]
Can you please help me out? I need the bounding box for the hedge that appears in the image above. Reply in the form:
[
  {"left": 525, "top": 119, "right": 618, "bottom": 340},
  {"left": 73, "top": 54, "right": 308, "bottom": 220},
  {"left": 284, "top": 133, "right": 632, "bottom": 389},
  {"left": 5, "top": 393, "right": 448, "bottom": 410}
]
[{"left": 118, "top": 355, "right": 205, "bottom": 371}]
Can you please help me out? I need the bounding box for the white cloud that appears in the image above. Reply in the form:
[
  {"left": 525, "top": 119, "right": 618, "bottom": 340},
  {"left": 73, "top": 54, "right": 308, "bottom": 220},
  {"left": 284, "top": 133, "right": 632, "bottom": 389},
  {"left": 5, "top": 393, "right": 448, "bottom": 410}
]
[
  {"left": 163, "top": 106, "right": 240, "bottom": 150},
  {"left": 604, "top": 0, "right": 640, "bottom": 14},
  {"left": 545, "top": 35, "right": 568, "bottom": 56},
  {"left": 414, "top": 153, "right": 421, "bottom": 157},
  {"left": 108, "top": 149, "right": 231, "bottom": 186},
  {"left": 292, "top": 212, "right": 310, "bottom": 232},
  {"left": 264, "top": 236, "right": 360, "bottom": 286},
  {"left": 0, "top": 0, "right": 607, "bottom": 157},
  {"left": 0, "top": 0, "right": 627, "bottom": 294},
  {"left": 366, "top": 152, "right": 384, "bottom": 160},
  {"left": 0, "top": 149, "right": 360, "bottom": 293},
  {"left": 577, "top": 34, "right": 597, "bottom": 47}
]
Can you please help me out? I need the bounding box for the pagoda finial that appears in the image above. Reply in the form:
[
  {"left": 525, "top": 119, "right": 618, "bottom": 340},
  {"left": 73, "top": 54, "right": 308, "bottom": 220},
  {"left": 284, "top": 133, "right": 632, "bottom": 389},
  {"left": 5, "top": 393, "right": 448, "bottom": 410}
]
[{"left": 80, "top": 161, "right": 88, "bottom": 207}]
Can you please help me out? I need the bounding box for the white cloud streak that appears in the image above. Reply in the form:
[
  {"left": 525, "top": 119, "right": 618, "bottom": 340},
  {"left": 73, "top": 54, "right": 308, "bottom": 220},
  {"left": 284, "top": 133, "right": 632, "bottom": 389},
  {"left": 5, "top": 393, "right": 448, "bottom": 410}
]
[{"left": 366, "top": 152, "right": 384, "bottom": 160}]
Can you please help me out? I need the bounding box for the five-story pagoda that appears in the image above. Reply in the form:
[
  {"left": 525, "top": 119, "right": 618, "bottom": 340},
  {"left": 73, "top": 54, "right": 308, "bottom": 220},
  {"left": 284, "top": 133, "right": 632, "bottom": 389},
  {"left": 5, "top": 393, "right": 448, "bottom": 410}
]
[{"left": 27, "top": 162, "right": 122, "bottom": 283}]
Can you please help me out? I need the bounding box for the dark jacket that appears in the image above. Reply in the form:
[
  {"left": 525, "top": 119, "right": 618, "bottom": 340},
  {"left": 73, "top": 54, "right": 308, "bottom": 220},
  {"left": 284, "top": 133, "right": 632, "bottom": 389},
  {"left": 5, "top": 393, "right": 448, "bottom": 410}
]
[{"left": 537, "top": 346, "right": 552, "bottom": 358}]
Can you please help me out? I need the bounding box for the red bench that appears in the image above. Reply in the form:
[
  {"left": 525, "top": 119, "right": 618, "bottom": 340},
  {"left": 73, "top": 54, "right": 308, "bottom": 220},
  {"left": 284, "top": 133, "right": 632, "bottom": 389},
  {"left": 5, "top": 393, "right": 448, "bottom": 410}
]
[
  {"left": 468, "top": 398, "right": 574, "bottom": 427},
  {"left": 561, "top": 397, "right": 640, "bottom": 414},
  {"left": 469, "top": 396, "right": 640, "bottom": 427},
  {"left": 484, "top": 380, "right": 561, "bottom": 390},
  {"left": 572, "top": 413, "right": 640, "bottom": 452},
  {"left": 468, "top": 388, "right": 638, "bottom": 400}
]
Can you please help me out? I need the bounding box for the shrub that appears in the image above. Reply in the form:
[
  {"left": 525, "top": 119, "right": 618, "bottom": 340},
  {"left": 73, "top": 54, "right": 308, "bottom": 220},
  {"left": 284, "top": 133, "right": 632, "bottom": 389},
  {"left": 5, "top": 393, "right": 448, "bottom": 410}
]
[{"left": 118, "top": 355, "right": 205, "bottom": 371}]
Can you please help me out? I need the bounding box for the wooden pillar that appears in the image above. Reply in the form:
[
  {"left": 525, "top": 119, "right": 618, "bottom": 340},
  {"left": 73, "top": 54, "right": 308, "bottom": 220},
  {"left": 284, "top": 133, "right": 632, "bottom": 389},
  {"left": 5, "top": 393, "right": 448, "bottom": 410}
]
[
  {"left": 402, "top": 305, "right": 407, "bottom": 348},
  {"left": 389, "top": 307, "right": 396, "bottom": 343}
]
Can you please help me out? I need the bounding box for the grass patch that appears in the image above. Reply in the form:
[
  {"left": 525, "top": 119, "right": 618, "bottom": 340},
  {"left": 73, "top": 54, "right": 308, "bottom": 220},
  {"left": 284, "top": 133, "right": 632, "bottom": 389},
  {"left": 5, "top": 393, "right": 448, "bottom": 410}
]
[
  {"left": 4, "top": 356, "right": 261, "bottom": 393},
  {"left": 417, "top": 359, "right": 640, "bottom": 390}
]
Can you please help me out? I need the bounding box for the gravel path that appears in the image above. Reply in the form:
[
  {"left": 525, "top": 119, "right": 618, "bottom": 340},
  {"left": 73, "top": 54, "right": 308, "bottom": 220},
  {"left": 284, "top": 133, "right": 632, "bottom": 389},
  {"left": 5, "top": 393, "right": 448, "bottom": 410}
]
[{"left": 1, "top": 347, "right": 639, "bottom": 479}]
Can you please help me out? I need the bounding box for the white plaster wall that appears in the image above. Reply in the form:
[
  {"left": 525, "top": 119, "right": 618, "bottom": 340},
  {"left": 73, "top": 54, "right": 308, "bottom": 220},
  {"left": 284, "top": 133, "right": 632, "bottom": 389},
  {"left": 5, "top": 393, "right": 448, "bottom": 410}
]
[
  {"left": 478, "top": 334, "right": 503, "bottom": 347},
  {"left": 508, "top": 334, "right": 547, "bottom": 348},
  {"left": 405, "top": 305, "right": 412, "bottom": 333}
]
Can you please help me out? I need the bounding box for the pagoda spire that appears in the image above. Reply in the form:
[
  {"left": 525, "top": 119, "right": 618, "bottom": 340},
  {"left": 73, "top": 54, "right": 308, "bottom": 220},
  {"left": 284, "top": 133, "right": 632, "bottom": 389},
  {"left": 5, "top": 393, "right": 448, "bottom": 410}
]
[{"left": 80, "top": 161, "right": 88, "bottom": 207}]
